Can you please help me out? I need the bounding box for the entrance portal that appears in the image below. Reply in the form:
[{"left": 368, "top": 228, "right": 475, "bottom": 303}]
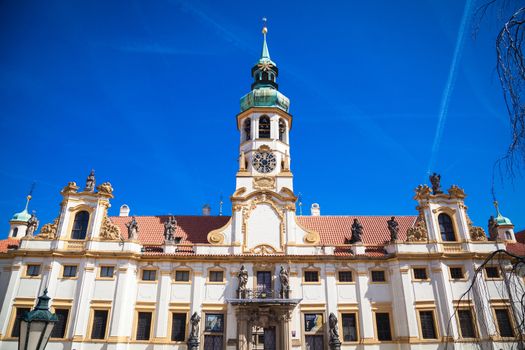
[{"left": 251, "top": 325, "right": 276, "bottom": 350}]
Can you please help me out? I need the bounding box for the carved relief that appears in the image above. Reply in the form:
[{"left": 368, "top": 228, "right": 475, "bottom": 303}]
[
  {"left": 207, "top": 230, "right": 225, "bottom": 244},
  {"left": 61, "top": 182, "right": 79, "bottom": 195},
  {"left": 414, "top": 184, "right": 431, "bottom": 200},
  {"left": 99, "top": 216, "right": 121, "bottom": 240},
  {"left": 466, "top": 214, "right": 487, "bottom": 241},
  {"left": 253, "top": 177, "right": 276, "bottom": 190},
  {"left": 96, "top": 182, "right": 114, "bottom": 198},
  {"left": 406, "top": 212, "right": 428, "bottom": 242},
  {"left": 36, "top": 217, "right": 59, "bottom": 240},
  {"left": 249, "top": 244, "right": 278, "bottom": 255},
  {"left": 448, "top": 185, "right": 466, "bottom": 199},
  {"left": 304, "top": 230, "right": 320, "bottom": 244}
]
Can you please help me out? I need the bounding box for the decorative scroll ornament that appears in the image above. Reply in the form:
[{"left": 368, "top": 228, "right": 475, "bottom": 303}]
[
  {"left": 466, "top": 214, "right": 487, "bottom": 241},
  {"left": 303, "top": 230, "right": 320, "bottom": 244},
  {"left": 249, "top": 244, "right": 278, "bottom": 255},
  {"left": 61, "top": 182, "right": 79, "bottom": 195},
  {"left": 96, "top": 182, "right": 114, "bottom": 198},
  {"left": 36, "top": 217, "right": 59, "bottom": 240},
  {"left": 406, "top": 212, "right": 428, "bottom": 242},
  {"left": 414, "top": 184, "right": 431, "bottom": 200},
  {"left": 253, "top": 176, "right": 275, "bottom": 190},
  {"left": 448, "top": 185, "right": 466, "bottom": 199},
  {"left": 207, "top": 230, "right": 225, "bottom": 244},
  {"left": 99, "top": 216, "right": 121, "bottom": 240}
]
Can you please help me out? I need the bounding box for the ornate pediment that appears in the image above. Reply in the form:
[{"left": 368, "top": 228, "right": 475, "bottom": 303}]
[{"left": 253, "top": 176, "right": 275, "bottom": 190}]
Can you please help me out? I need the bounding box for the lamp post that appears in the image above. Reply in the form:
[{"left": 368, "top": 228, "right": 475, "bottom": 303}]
[{"left": 18, "top": 289, "right": 57, "bottom": 350}]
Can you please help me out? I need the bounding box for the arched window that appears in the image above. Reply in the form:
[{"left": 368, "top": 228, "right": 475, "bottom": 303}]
[
  {"left": 12, "top": 227, "right": 18, "bottom": 237},
  {"left": 71, "top": 211, "right": 90, "bottom": 240},
  {"left": 243, "top": 118, "right": 251, "bottom": 141},
  {"left": 278, "top": 119, "right": 286, "bottom": 142},
  {"left": 259, "top": 116, "right": 271, "bottom": 138},
  {"left": 438, "top": 213, "right": 455, "bottom": 241}
]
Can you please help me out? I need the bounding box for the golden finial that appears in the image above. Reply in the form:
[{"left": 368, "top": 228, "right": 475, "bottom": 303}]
[{"left": 262, "top": 17, "right": 268, "bottom": 34}]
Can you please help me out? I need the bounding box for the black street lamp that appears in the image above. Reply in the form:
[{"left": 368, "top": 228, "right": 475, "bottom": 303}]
[{"left": 18, "top": 289, "right": 58, "bottom": 350}]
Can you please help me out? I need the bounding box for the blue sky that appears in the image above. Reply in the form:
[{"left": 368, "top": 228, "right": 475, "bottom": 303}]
[{"left": 0, "top": 0, "right": 523, "bottom": 238}]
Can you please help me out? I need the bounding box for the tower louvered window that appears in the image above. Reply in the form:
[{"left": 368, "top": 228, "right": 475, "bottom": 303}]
[
  {"left": 259, "top": 116, "right": 271, "bottom": 138},
  {"left": 278, "top": 119, "right": 286, "bottom": 142},
  {"left": 243, "top": 118, "right": 251, "bottom": 141}
]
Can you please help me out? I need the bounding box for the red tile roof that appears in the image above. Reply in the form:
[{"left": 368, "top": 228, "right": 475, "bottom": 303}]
[
  {"left": 297, "top": 215, "right": 417, "bottom": 245},
  {"left": 110, "top": 216, "right": 230, "bottom": 245},
  {"left": 110, "top": 215, "right": 417, "bottom": 249},
  {"left": 506, "top": 242, "right": 525, "bottom": 257},
  {"left": 515, "top": 230, "right": 525, "bottom": 244},
  {"left": 0, "top": 238, "right": 20, "bottom": 253}
]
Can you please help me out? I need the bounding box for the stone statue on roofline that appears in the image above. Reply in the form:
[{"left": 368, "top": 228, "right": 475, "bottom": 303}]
[
  {"left": 25, "top": 212, "right": 39, "bottom": 238},
  {"left": 350, "top": 218, "right": 363, "bottom": 243},
  {"left": 488, "top": 215, "right": 498, "bottom": 240},
  {"left": 84, "top": 169, "right": 96, "bottom": 192},
  {"left": 237, "top": 265, "right": 248, "bottom": 298},
  {"left": 164, "top": 216, "right": 177, "bottom": 242},
  {"left": 125, "top": 216, "right": 139, "bottom": 240},
  {"left": 429, "top": 172, "right": 442, "bottom": 194},
  {"left": 279, "top": 265, "right": 290, "bottom": 298},
  {"left": 387, "top": 216, "right": 399, "bottom": 242}
]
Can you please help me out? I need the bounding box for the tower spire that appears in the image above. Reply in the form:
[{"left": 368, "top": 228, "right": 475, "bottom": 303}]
[{"left": 261, "top": 18, "right": 270, "bottom": 60}]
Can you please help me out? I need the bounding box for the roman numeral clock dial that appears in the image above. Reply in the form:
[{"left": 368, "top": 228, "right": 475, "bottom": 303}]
[{"left": 252, "top": 151, "right": 276, "bottom": 173}]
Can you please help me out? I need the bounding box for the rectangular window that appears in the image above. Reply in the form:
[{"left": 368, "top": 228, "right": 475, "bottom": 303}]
[
  {"left": 495, "top": 309, "right": 514, "bottom": 337},
  {"left": 371, "top": 270, "right": 386, "bottom": 282},
  {"left": 304, "top": 313, "right": 324, "bottom": 333},
  {"left": 63, "top": 265, "right": 77, "bottom": 278},
  {"left": 419, "top": 311, "right": 437, "bottom": 339},
  {"left": 175, "top": 270, "right": 190, "bottom": 282},
  {"left": 142, "top": 270, "right": 157, "bottom": 281},
  {"left": 209, "top": 271, "right": 224, "bottom": 282},
  {"left": 413, "top": 268, "right": 428, "bottom": 280},
  {"left": 342, "top": 313, "right": 357, "bottom": 342},
  {"left": 136, "top": 311, "right": 152, "bottom": 340},
  {"left": 338, "top": 271, "right": 353, "bottom": 282},
  {"left": 304, "top": 271, "right": 319, "bottom": 283},
  {"left": 449, "top": 267, "right": 464, "bottom": 280},
  {"left": 90, "top": 310, "right": 109, "bottom": 339},
  {"left": 10, "top": 307, "right": 30, "bottom": 337},
  {"left": 485, "top": 266, "right": 500, "bottom": 278},
  {"left": 171, "top": 313, "right": 187, "bottom": 341},
  {"left": 26, "top": 264, "right": 41, "bottom": 277},
  {"left": 100, "top": 266, "right": 114, "bottom": 278},
  {"left": 375, "top": 313, "right": 392, "bottom": 341},
  {"left": 205, "top": 313, "right": 224, "bottom": 333},
  {"left": 51, "top": 309, "right": 69, "bottom": 338},
  {"left": 458, "top": 309, "right": 476, "bottom": 338}
]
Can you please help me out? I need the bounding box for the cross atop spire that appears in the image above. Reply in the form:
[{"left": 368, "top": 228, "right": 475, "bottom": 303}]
[{"left": 261, "top": 18, "right": 271, "bottom": 61}]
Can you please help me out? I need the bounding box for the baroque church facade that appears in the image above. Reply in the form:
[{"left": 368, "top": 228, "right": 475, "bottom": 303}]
[{"left": 0, "top": 26, "right": 523, "bottom": 350}]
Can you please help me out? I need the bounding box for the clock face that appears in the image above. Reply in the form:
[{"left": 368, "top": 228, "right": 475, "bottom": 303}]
[{"left": 252, "top": 151, "right": 276, "bottom": 173}]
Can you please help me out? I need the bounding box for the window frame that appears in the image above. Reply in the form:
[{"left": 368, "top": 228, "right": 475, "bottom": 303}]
[
  {"left": 62, "top": 265, "right": 78, "bottom": 278},
  {"left": 50, "top": 307, "right": 70, "bottom": 339},
  {"left": 492, "top": 307, "right": 515, "bottom": 338},
  {"left": 98, "top": 265, "right": 115, "bottom": 280},
  {"left": 339, "top": 312, "right": 359, "bottom": 343},
  {"left": 8, "top": 306, "right": 32, "bottom": 338},
  {"left": 448, "top": 266, "right": 466, "bottom": 281},
  {"left": 257, "top": 115, "right": 271, "bottom": 139},
  {"left": 437, "top": 212, "right": 457, "bottom": 242},
  {"left": 174, "top": 269, "right": 191, "bottom": 283},
  {"left": 303, "top": 270, "right": 320, "bottom": 284},
  {"left": 337, "top": 270, "right": 354, "bottom": 284},
  {"left": 456, "top": 308, "right": 478, "bottom": 339},
  {"left": 374, "top": 311, "right": 394, "bottom": 341},
  {"left": 140, "top": 269, "right": 158, "bottom": 282},
  {"left": 88, "top": 308, "right": 111, "bottom": 340},
  {"left": 417, "top": 309, "right": 439, "bottom": 340},
  {"left": 70, "top": 210, "right": 90, "bottom": 240},
  {"left": 484, "top": 266, "right": 502, "bottom": 280},
  {"left": 412, "top": 267, "right": 429, "bottom": 281},
  {"left": 203, "top": 312, "right": 226, "bottom": 349},
  {"left": 207, "top": 269, "right": 225, "bottom": 284},
  {"left": 370, "top": 269, "right": 387, "bottom": 283},
  {"left": 25, "top": 264, "right": 41, "bottom": 278},
  {"left": 170, "top": 312, "right": 188, "bottom": 342},
  {"left": 134, "top": 310, "right": 154, "bottom": 341}
]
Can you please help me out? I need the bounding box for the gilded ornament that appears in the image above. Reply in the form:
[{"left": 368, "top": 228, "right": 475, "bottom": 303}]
[
  {"left": 99, "top": 216, "right": 121, "bottom": 240},
  {"left": 466, "top": 214, "right": 487, "bottom": 241},
  {"left": 250, "top": 244, "right": 278, "bottom": 255},
  {"left": 448, "top": 185, "right": 466, "bottom": 199},
  {"left": 304, "top": 231, "right": 320, "bottom": 244},
  {"left": 207, "top": 231, "right": 225, "bottom": 244},
  {"left": 61, "top": 182, "right": 79, "bottom": 194},
  {"left": 253, "top": 176, "right": 275, "bottom": 190},
  {"left": 36, "top": 217, "right": 59, "bottom": 240},
  {"left": 406, "top": 212, "right": 428, "bottom": 242},
  {"left": 414, "top": 184, "right": 431, "bottom": 200},
  {"left": 96, "top": 182, "right": 114, "bottom": 197}
]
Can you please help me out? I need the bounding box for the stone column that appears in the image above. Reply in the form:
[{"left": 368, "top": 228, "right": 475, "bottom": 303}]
[
  {"left": 279, "top": 309, "right": 292, "bottom": 350},
  {"left": 237, "top": 308, "right": 249, "bottom": 350}
]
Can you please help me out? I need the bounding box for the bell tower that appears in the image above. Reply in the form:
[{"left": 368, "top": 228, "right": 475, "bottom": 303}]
[{"left": 236, "top": 21, "right": 293, "bottom": 195}]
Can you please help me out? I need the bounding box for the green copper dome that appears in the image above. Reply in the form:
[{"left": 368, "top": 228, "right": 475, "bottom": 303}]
[
  {"left": 11, "top": 208, "right": 31, "bottom": 222},
  {"left": 494, "top": 201, "right": 513, "bottom": 226},
  {"left": 240, "top": 87, "right": 290, "bottom": 113}
]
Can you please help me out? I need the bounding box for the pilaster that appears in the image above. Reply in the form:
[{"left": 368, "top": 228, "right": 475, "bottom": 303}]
[
  {"left": 355, "top": 266, "right": 374, "bottom": 341},
  {"left": 71, "top": 260, "right": 96, "bottom": 342},
  {"left": 0, "top": 262, "right": 22, "bottom": 336},
  {"left": 108, "top": 263, "right": 137, "bottom": 343},
  {"left": 154, "top": 268, "right": 172, "bottom": 340}
]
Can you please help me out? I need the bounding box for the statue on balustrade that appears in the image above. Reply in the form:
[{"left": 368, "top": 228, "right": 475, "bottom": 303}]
[
  {"left": 279, "top": 265, "right": 290, "bottom": 299},
  {"left": 25, "top": 213, "right": 39, "bottom": 238},
  {"left": 387, "top": 216, "right": 399, "bottom": 241},
  {"left": 125, "top": 216, "right": 139, "bottom": 240},
  {"left": 351, "top": 218, "right": 363, "bottom": 243},
  {"left": 238, "top": 265, "right": 248, "bottom": 298}
]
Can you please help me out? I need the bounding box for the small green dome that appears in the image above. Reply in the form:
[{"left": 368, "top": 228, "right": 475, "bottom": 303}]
[
  {"left": 11, "top": 208, "right": 31, "bottom": 222},
  {"left": 240, "top": 87, "right": 290, "bottom": 113},
  {"left": 496, "top": 213, "right": 513, "bottom": 226}
]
